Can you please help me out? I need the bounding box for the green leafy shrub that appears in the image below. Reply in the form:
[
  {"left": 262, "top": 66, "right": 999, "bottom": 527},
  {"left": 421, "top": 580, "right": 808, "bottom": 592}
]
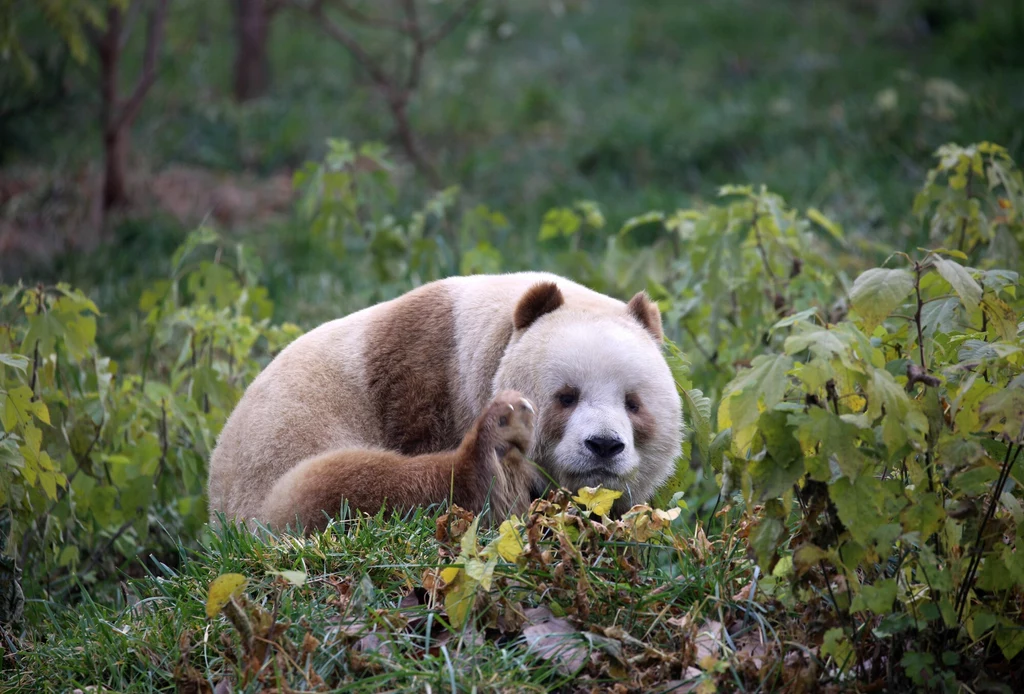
[
  {"left": 712, "top": 143, "right": 1024, "bottom": 677},
  {"left": 0, "top": 229, "right": 300, "bottom": 608},
  {"left": 4, "top": 138, "right": 1024, "bottom": 690}
]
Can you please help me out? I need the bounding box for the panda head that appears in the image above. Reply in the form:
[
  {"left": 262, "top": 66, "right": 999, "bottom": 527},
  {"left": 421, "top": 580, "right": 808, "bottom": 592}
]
[{"left": 495, "top": 282, "right": 683, "bottom": 513}]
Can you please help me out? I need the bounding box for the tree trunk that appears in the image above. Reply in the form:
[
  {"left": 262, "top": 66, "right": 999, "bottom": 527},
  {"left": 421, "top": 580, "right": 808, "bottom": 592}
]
[
  {"left": 103, "top": 128, "right": 129, "bottom": 211},
  {"left": 93, "top": 0, "right": 170, "bottom": 214},
  {"left": 232, "top": 0, "right": 273, "bottom": 102},
  {"left": 98, "top": 6, "right": 130, "bottom": 209}
]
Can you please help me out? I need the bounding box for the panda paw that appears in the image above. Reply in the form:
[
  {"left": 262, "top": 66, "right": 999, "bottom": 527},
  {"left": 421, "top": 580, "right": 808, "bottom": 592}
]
[{"left": 483, "top": 390, "right": 536, "bottom": 462}]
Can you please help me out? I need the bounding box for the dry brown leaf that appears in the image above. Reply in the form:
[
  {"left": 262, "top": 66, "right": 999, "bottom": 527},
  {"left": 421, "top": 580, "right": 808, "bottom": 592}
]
[
  {"left": 662, "top": 667, "right": 704, "bottom": 693},
  {"left": 435, "top": 505, "right": 475, "bottom": 544},
  {"left": 733, "top": 631, "right": 768, "bottom": 670},
  {"left": 694, "top": 620, "right": 724, "bottom": 663},
  {"left": 301, "top": 632, "right": 321, "bottom": 656},
  {"left": 173, "top": 665, "right": 213, "bottom": 694},
  {"left": 522, "top": 606, "right": 588, "bottom": 676},
  {"left": 354, "top": 631, "right": 386, "bottom": 654},
  {"left": 692, "top": 525, "right": 713, "bottom": 562},
  {"left": 732, "top": 583, "right": 753, "bottom": 602}
]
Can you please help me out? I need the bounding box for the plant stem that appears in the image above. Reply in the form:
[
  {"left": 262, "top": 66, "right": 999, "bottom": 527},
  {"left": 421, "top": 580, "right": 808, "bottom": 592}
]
[{"left": 956, "top": 441, "right": 1022, "bottom": 622}]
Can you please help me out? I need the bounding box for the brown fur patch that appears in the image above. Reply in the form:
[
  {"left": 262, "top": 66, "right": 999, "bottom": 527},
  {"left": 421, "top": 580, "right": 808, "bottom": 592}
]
[
  {"left": 538, "top": 387, "right": 575, "bottom": 462},
  {"left": 513, "top": 282, "right": 565, "bottom": 331},
  {"left": 261, "top": 391, "right": 539, "bottom": 533},
  {"left": 627, "top": 394, "right": 657, "bottom": 449},
  {"left": 365, "top": 284, "right": 460, "bottom": 454},
  {"left": 626, "top": 292, "right": 663, "bottom": 342}
]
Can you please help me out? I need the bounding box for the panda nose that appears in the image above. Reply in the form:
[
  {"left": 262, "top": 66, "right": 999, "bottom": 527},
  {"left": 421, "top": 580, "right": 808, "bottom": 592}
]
[{"left": 585, "top": 436, "right": 625, "bottom": 459}]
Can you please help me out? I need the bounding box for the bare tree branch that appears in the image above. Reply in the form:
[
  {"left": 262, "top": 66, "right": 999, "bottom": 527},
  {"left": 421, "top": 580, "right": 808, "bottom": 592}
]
[
  {"left": 334, "top": 0, "right": 412, "bottom": 32},
  {"left": 292, "top": 0, "right": 483, "bottom": 187},
  {"left": 117, "top": 0, "right": 171, "bottom": 131},
  {"left": 400, "top": 0, "right": 425, "bottom": 90},
  {"left": 118, "top": 0, "right": 145, "bottom": 52},
  {"left": 424, "top": 0, "right": 481, "bottom": 48},
  {"left": 309, "top": 0, "right": 391, "bottom": 89}
]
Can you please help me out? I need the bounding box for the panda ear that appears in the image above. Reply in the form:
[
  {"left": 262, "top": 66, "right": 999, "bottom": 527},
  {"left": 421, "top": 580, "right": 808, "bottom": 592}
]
[
  {"left": 627, "top": 291, "right": 663, "bottom": 343},
  {"left": 514, "top": 282, "right": 565, "bottom": 331}
]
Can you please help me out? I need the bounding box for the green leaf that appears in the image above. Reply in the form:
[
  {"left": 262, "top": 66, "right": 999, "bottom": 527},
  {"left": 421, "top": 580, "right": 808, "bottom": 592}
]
[
  {"left": 866, "top": 367, "right": 928, "bottom": 451},
  {"left": 749, "top": 515, "right": 785, "bottom": 571},
  {"left": 806, "top": 207, "right": 844, "bottom": 241},
  {"left": 0, "top": 354, "right": 29, "bottom": 372},
  {"left": 901, "top": 494, "right": 945, "bottom": 540},
  {"left": 718, "top": 354, "right": 794, "bottom": 455},
  {"left": 920, "top": 297, "right": 958, "bottom": 337},
  {"left": 932, "top": 256, "right": 981, "bottom": 314},
  {"left": 979, "top": 387, "right": 1024, "bottom": 439},
  {"left": 901, "top": 652, "right": 935, "bottom": 685},
  {"left": 619, "top": 210, "right": 665, "bottom": 235},
  {"left": 680, "top": 386, "right": 712, "bottom": 460},
  {"left": 996, "top": 623, "right": 1024, "bottom": 660},
  {"left": 791, "top": 409, "right": 869, "bottom": 481},
  {"left": 444, "top": 573, "right": 478, "bottom": 629},
  {"left": 849, "top": 267, "right": 916, "bottom": 331},
  {"left": 539, "top": 208, "right": 581, "bottom": 241},
  {"left": 821, "top": 627, "right": 853, "bottom": 671},
  {"left": 851, "top": 579, "right": 897, "bottom": 615},
  {"left": 830, "top": 476, "right": 889, "bottom": 546},
  {"left": 747, "top": 410, "right": 804, "bottom": 500},
  {"left": 2, "top": 386, "right": 50, "bottom": 430}
]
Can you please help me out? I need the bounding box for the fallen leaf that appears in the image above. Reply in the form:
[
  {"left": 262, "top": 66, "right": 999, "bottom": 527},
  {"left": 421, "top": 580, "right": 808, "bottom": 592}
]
[
  {"left": 732, "top": 583, "right": 753, "bottom": 601},
  {"left": 436, "top": 505, "right": 475, "bottom": 543},
  {"left": 663, "top": 668, "right": 704, "bottom": 693},
  {"left": 572, "top": 486, "right": 623, "bottom": 517},
  {"left": 265, "top": 570, "right": 306, "bottom": 587},
  {"left": 301, "top": 632, "right": 320, "bottom": 655},
  {"left": 733, "top": 631, "right": 768, "bottom": 670},
  {"left": 694, "top": 620, "right": 724, "bottom": 663},
  {"left": 444, "top": 574, "right": 478, "bottom": 629},
  {"left": 174, "top": 665, "right": 213, "bottom": 694},
  {"left": 692, "top": 525, "right": 713, "bottom": 562},
  {"left": 205, "top": 574, "right": 248, "bottom": 618},
  {"left": 495, "top": 517, "right": 525, "bottom": 562},
  {"left": 523, "top": 606, "right": 588, "bottom": 676},
  {"left": 439, "top": 566, "right": 461, "bottom": 585},
  {"left": 399, "top": 587, "right": 427, "bottom": 609}
]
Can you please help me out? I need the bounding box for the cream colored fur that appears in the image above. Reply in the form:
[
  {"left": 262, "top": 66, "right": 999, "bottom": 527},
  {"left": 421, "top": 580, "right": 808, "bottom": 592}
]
[{"left": 208, "top": 272, "right": 683, "bottom": 527}]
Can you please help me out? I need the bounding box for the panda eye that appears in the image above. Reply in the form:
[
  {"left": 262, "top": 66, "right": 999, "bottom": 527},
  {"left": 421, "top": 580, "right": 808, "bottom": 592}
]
[
  {"left": 556, "top": 388, "right": 579, "bottom": 408},
  {"left": 625, "top": 395, "right": 641, "bottom": 414}
]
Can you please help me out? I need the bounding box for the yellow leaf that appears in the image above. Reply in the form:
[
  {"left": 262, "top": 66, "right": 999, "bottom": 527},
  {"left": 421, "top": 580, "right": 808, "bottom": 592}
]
[
  {"left": 444, "top": 575, "right": 478, "bottom": 629},
  {"left": 572, "top": 486, "right": 622, "bottom": 517},
  {"left": 206, "top": 573, "right": 248, "bottom": 618},
  {"left": 459, "top": 515, "right": 481, "bottom": 559},
  {"left": 464, "top": 555, "right": 498, "bottom": 591},
  {"left": 439, "top": 566, "right": 461, "bottom": 585},
  {"left": 266, "top": 570, "right": 306, "bottom": 586},
  {"left": 495, "top": 517, "right": 525, "bottom": 562},
  {"left": 846, "top": 394, "right": 867, "bottom": 413}
]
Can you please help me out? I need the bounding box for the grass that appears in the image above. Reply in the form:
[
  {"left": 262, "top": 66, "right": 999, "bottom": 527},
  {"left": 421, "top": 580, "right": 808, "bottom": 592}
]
[{"left": 6, "top": 497, "right": 775, "bottom": 693}]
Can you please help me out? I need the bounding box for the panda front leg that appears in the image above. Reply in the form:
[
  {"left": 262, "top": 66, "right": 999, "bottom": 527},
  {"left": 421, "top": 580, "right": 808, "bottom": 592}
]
[
  {"left": 451, "top": 390, "right": 540, "bottom": 520},
  {"left": 260, "top": 391, "right": 539, "bottom": 533}
]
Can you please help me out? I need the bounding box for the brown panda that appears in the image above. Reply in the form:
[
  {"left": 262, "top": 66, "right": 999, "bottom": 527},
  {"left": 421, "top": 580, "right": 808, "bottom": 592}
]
[{"left": 207, "top": 273, "right": 683, "bottom": 532}]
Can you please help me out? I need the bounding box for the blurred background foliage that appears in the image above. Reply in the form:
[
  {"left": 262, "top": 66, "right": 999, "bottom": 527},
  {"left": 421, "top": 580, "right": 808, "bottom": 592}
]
[{"left": 2, "top": 0, "right": 1022, "bottom": 316}]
